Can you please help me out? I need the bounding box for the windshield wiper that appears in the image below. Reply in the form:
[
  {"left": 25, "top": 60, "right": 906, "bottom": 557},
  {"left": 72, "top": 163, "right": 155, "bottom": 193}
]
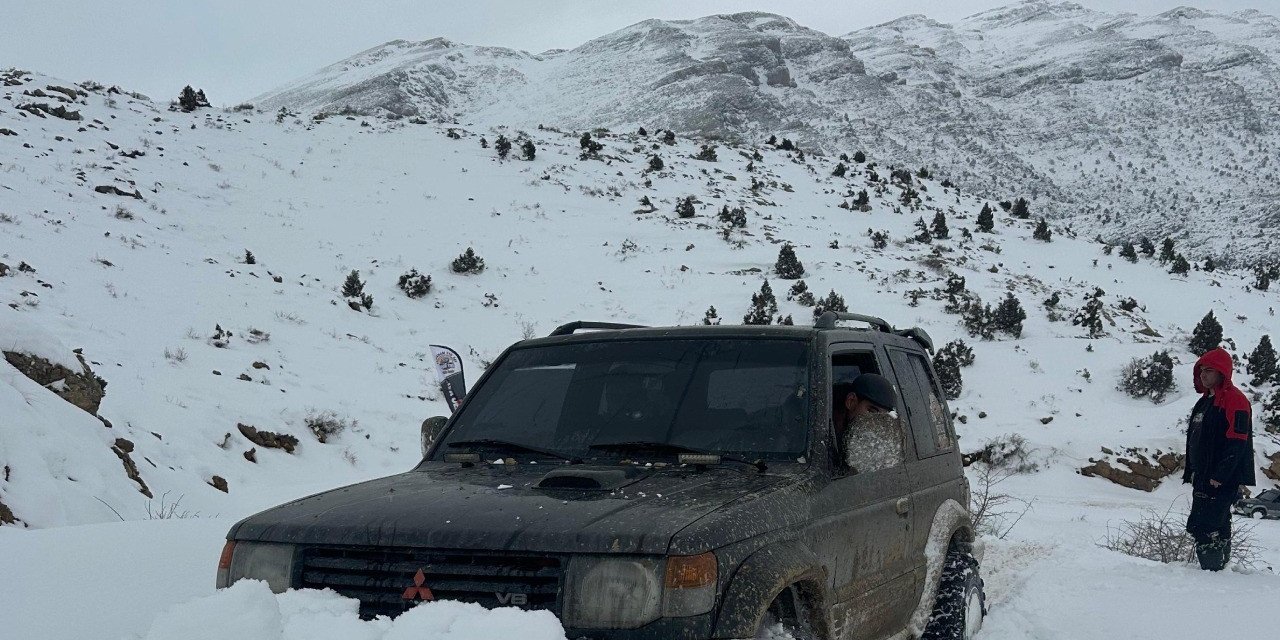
[
  {"left": 448, "top": 438, "right": 581, "bottom": 464},
  {"left": 588, "top": 441, "right": 766, "bottom": 472}
]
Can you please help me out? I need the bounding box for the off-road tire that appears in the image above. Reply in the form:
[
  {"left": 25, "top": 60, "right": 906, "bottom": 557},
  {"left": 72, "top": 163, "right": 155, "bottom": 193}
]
[
  {"left": 1253, "top": 509, "right": 1266, "bottom": 520},
  {"left": 921, "top": 548, "right": 985, "bottom": 640}
]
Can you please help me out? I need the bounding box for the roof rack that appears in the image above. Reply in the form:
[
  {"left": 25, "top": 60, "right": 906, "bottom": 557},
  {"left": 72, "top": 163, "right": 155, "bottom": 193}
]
[
  {"left": 548, "top": 321, "right": 648, "bottom": 337},
  {"left": 814, "top": 311, "right": 892, "bottom": 332},
  {"left": 814, "top": 311, "right": 935, "bottom": 353}
]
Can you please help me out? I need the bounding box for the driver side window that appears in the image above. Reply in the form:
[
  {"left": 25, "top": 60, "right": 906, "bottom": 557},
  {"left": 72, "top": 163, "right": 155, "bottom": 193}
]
[{"left": 830, "top": 352, "right": 906, "bottom": 476}]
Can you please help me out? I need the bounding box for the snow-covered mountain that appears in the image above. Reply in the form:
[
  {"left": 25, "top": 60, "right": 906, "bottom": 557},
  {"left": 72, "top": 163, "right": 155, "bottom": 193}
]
[
  {"left": 255, "top": 2, "right": 1280, "bottom": 265},
  {"left": 3, "top": 12, "right": 1280, "bottom": 637}
]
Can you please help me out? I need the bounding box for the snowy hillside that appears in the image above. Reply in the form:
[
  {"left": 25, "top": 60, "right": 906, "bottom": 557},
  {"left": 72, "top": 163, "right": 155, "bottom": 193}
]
[
  {"left": 253, "top": 1, "right": 1280, "bottom": 264},
  {"left": 2, "top": 61, "right": 1280, "bottom": 639}
]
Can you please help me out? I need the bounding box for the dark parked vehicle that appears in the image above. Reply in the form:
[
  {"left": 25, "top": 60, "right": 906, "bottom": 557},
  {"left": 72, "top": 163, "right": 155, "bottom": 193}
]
[
  {"left": 1234, "top": 488, "right": 1280, "bottom": 520},
  {"left": 216, "top": 313, "right": 985, "bottom": 640}
]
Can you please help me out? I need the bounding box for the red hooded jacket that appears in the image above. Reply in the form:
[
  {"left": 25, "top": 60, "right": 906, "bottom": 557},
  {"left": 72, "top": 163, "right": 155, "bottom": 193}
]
[
  {"left": 1192, "top": 348, "right": 1251, "bottom": 438},
  {"left": 1184, "top": 348, "right": 1256, "bottom": 488}
]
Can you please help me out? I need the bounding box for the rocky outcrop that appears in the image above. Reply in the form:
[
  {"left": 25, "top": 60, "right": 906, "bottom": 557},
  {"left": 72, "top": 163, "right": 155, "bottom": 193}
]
[
  {"left": 1263, "top": 452, "right": 1280, "bottom": 482},
  {"left": 1080, "top": 446, "right": 1184, "bottom": 492},
  {"left": 2, "top": 350, "right": 105, "bottom": 415},
  {"left": 16, "top": 102, "right": 81, "bottom": 121},
  {"left": 111, "top": 438, "right": 152, "bottom": 498},
  {"left": 0, "top": 497, "right": 15, "bottom": 525},
  {"left": 93, "top": 184, "right": 143, "bottom": 199},
  {"left": 237, "top": 423, "right": 299, "bottom": 453}
]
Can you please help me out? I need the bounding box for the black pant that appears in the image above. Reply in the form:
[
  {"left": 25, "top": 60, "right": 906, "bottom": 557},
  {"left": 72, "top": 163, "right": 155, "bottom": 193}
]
[{"left": 1187, "top": 487, "right": 1234, "bottom": 571}]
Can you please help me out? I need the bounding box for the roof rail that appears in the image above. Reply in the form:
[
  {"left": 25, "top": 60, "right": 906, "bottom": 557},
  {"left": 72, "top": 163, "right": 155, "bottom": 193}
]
[
  {"left": 814, "top": 311, "right": 893, "bottom": 332},
  {"left": 815, "top": 311, "right": 935, "bottom": 353},
  {"left": 896, "top": 327, "right": 935, "bottom": 353},
  {"left": 548, "top": 321, "right": 648, "bottom": 337}
]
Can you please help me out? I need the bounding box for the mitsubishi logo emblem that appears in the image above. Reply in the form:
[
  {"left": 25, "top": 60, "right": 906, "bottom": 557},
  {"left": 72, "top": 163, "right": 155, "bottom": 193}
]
[{"left": 402, "top": 569, "right": 436, "bottom": 601}]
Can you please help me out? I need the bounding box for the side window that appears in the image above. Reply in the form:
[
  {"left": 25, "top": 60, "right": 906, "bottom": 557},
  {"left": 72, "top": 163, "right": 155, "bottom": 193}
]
[
  {"left": 831, "top": 351, "right": 906, "bottom": 475},
  {"left": 909, "top": 355, "right": 954, "bottom": 452},
  {"left": 888, "top": 349, "right": 954, "bottom": 458}
]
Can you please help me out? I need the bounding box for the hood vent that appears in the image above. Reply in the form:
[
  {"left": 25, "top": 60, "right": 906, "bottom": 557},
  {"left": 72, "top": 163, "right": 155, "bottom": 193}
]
[{"left": 536, "top": 468, "right": 635, "bottom": 491}]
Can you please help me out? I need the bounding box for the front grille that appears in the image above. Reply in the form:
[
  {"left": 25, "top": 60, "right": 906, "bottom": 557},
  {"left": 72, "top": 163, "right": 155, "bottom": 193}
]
[{"left": 299, "top": 546, "right": 564, "bottom": 620}]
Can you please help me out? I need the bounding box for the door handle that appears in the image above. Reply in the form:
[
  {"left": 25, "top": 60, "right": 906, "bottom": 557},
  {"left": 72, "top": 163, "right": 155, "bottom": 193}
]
[{"left": 895, "top": 498, "right": 910, "bottom": 516}]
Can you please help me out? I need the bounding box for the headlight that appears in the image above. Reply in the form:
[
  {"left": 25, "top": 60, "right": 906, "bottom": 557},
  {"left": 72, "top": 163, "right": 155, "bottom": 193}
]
[
  {"left": 215, "top": 541, "right": 295, "bottom": 593},
  {"left": 563, "top": 557, "right": 663, "bottom": 629},
  {"left": 562, "top": 553, "right": 719, "bottom": 629}
]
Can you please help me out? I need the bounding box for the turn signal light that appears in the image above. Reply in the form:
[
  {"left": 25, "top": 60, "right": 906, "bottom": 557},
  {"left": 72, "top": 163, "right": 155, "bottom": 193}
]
[
  {"left": 218, "top": 540, "right": 236, "bottom": 570},
  {"left": 664, "top": 552, "right": 717, "bottom": 589}
]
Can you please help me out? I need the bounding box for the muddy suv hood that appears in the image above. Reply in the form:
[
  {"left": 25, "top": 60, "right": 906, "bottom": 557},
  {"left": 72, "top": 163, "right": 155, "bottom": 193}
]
[{"left": 230, "top": 463, "right": 804, "bottom": 555}]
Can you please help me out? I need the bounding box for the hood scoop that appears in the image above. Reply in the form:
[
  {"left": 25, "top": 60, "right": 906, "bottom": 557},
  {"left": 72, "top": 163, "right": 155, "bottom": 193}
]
[{"left": 535, "top": 467, "right": 642, "bottom": 491}]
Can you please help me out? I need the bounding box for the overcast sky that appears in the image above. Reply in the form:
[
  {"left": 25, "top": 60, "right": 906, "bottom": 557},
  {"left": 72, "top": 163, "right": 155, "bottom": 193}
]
[{"left": 4, "top": 0, "right": 1276, "bottom": 103}]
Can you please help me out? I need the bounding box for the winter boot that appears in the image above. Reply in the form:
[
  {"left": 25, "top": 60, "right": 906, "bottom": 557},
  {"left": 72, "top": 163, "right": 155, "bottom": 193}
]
[{"left": 1195, "top": 533, "right": 1228, "bottom": 571}]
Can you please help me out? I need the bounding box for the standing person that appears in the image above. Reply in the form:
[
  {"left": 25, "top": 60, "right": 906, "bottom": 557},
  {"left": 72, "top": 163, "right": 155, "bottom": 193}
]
[{"left": 1182, "top": 347, "right": 1256, "bottom": 571}]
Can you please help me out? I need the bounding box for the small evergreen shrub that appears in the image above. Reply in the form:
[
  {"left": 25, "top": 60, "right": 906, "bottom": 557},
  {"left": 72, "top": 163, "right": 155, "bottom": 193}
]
[
  {"left": 451, "top": 248, "right": 486, "bottom": 275},
  {"left": 930, "top": 211, "right": 949, "bottom": 239},
  {"left": 1246, "top": 335, "right": 1278, "bottom": 386},
  {"left": 397, "top": 269, "right": 432, "bottom": 299},
  {"left": 992, "top": 294, "right": 1027, "bottom": 338},
  {"left": 718, "top": 205, "right": 746, "bottom": 228},
  {"left": 1010, "top": 197, "right": 1030, "bottom": 219},
  {"left": 1073, "top": 291, "right": 1105, "bottom": 337},
  {"left": 341, "top": 270, "right": 373, "bottom": 311},
  {"left": 774, "top": 243, "right": 805, "bottom": 279},
  {"left": 787, "top": 280, "right": 809, "bottom": 302},
  {"left": 976, "top": 203, "right": 994, "bottom": 232},
  {"left": 1188, "top": 311, "right": 1222, "bottom": 356},
  {"left": 1119, "top": 350, "right": 1176, "bottom": 403},
  {"left": 578, "top": 132, "right": 603, "bottom": 159},
  {"left": 676, "top": 196, "right": 696, "bottom": 218},
  {"left": 1119, "top": 241, "right": 1138, "bottom": 263},
  {"left": 743, "top": 280, "right": 778, "bottom": 325},
  {"left": 1033, "top": 218, "right": 1052, "bottom": 242},
  {"left": 933, "top": 340, "right": 975, "bottom": 400},
  {"left": 1263, "top": 388, "right": 1280, "bottom": 434},
  {"left": 703, "top": 306, "right": 721, "bottom": 325},
  {"left": 812, "top": 290, "right": 848, "bottom": 319}
]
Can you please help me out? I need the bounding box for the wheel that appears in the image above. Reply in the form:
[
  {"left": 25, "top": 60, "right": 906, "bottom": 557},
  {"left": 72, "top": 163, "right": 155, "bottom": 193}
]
[
  {"left": 922, "top": 548, "right": 986, "bottom": 640},
  {"left": 1253, "top": 509, "right": 1266, "bottom": 520}
]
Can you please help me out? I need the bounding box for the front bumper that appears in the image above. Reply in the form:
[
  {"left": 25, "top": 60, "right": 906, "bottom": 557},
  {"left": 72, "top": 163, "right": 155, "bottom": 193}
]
[{"left": 563, "top": 613, "right": 715, "bottom": 640}]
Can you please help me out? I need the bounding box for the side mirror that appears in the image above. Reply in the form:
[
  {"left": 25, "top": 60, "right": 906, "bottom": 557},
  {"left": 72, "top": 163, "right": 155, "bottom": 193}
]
[{"left": 421, "top": 416, "right": 449, "bottom": 458}]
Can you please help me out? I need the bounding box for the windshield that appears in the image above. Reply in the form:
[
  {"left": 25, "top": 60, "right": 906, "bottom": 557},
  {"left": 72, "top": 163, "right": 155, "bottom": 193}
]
[{"left": 435, "top": 338, "right": 810, "bottom": 462}]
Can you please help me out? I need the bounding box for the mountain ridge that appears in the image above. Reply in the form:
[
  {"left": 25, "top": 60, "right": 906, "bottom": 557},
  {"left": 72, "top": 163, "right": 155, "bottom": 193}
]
[{"left": 253, "top": 1, "right": 1280, "bottom": 266}]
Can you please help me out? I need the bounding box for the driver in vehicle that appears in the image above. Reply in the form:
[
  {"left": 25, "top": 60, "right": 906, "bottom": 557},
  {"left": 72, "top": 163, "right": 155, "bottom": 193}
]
[{"left": 833, "top": 373, "right": 904, "bottom": 474}]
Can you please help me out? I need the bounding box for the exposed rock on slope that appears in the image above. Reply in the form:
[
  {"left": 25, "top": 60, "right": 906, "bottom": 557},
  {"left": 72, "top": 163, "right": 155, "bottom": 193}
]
[{"left": 2, "top": 350, "right": 105, "bottom": 415}]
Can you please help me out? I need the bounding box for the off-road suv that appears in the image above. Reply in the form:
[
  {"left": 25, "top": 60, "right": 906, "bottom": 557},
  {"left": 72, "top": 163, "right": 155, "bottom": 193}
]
[{"left": 216, "top": 312, "right": 985, "bottom": 640}]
